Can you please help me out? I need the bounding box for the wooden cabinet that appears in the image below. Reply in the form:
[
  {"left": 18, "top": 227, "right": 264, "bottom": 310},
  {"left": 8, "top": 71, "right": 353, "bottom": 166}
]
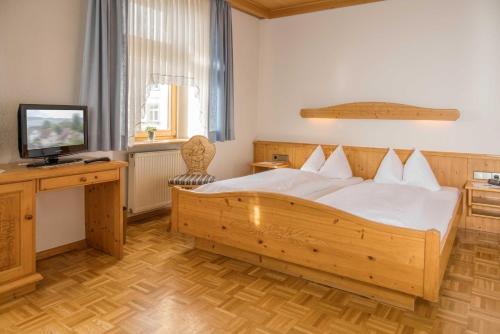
[{"left": 0, "top": 181, "right": 41, "bottom": 297}]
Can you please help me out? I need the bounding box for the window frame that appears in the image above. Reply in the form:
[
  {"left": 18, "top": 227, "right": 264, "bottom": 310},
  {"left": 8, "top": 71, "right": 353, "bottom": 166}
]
[{"left": 134, "top": 85, "right": 178, "bottom": 141}]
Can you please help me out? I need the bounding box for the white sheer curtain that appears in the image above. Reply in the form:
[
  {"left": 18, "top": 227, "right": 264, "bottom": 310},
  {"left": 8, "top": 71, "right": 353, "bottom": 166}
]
[{"left": 128, "top": 0, "right": 210, "bottom": 143}]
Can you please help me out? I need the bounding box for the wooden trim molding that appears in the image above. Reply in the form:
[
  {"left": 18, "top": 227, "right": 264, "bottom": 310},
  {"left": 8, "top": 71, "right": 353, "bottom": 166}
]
[
  {"left": 229, "top": 0, "right": 270, "bottom": 19},
  {"left": 268, "top": 0, "right": 383, "bottom": 19},
  {"left": 229, "top": 0, "right": 382, "bottom": 19},
  {"left": 300, "top": 102, "right": 460, "bottom": 121}
]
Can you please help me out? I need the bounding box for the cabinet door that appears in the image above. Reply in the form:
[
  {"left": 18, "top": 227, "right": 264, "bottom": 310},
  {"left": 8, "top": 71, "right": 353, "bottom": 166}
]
[{"left": 0, "top": 181, "right": 35, "bottom": 284}]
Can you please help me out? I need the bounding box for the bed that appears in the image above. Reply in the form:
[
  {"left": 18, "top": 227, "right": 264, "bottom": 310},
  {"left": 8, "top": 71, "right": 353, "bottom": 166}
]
[
  {"left": 317, "top": 181, "right": 461, "bottom": 241},
  {"left": 194, "top": 168, "right": 363, "bottom": 200},
  {"left": 171, "top": 142, "right": 469, "bottom": 310}
]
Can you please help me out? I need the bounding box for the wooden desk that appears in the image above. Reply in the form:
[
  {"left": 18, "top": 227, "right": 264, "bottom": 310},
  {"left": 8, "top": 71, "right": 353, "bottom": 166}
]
[
  {"left": 0, "top": 161, "right": 127, "bottom": 301},
  {"left": 251, "top": 161, "right": 289, "bottom": 174}
]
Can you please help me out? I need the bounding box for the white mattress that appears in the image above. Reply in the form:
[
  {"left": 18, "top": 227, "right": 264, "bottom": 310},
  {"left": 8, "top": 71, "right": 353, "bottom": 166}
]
[
  {"left": 316, "top": 181, "right": 460, "bottom": 239},
  {"left": 194, "top": 168, "right": 363, "bottom": 200}
]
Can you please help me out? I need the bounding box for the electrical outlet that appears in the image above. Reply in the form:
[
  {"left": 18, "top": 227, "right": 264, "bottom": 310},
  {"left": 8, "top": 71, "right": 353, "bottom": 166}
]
[
  {"left": 474, "top": 171, "right": 492, "bottom": 180},
  {"left": 272, "top": 154, "right": 288, "bottom": 162}
]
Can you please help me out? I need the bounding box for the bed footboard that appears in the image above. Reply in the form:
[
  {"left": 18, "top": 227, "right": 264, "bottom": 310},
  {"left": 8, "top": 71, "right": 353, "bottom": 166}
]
[{"left": 171, "top": 187, "right": 458, "bottom": 309}]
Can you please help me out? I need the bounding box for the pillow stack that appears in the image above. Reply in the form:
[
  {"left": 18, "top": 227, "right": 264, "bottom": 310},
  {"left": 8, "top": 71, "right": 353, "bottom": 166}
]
[
  {"left": 374, "top": 149, "right": 441, "bottom": 191},
  {"left": 301, "top": 145, "right": 353, "bottom": 179}
]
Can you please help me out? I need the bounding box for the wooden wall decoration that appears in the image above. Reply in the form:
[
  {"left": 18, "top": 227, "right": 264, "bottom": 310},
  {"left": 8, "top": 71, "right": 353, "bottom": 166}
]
[{"left": 300, "top": 102, "right": 460, "bottom": 121}]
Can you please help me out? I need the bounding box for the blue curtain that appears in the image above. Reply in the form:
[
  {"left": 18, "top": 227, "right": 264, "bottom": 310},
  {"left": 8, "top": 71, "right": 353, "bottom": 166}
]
[
  {"left": 80, "top": 0, "right": 128, "bottom": 151},
  {"left": 208, "top": 0, "right": 234, "bottom": 142}
]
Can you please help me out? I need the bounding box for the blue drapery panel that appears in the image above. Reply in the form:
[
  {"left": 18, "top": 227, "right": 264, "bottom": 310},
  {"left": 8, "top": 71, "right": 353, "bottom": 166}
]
[
  {"left": 208, "top": 0, "right": 234, "bottom": 142},
  {"left": 80, "top": 0, "right": 128, "bottom": 151}
]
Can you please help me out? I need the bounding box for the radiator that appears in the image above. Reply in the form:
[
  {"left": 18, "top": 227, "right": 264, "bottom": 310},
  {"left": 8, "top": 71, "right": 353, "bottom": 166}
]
[{"left": 128, "top": 150, "right": 186, "bottom": 214}]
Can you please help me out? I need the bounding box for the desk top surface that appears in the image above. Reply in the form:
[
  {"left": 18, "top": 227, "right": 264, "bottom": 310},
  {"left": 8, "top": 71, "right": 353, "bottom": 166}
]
[{"left": 0, "top": 160, "right": 128, "bottom": 185}]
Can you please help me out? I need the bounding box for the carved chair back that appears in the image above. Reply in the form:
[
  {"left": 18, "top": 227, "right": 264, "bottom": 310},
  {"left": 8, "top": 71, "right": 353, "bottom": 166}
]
[{"left": 181, "top": 135, "right": 216, "bottom": 175}]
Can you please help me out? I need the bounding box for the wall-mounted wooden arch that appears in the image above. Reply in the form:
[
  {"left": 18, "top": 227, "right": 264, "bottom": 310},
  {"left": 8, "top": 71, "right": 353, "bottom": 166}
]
[{"left": 300, "top": 102, "right": 460, "bottom": 121}]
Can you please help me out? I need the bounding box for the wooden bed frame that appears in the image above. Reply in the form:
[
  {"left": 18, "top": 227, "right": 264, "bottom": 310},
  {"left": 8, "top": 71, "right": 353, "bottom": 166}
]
[
  {"left": 171, "top": 187, "right": 461, "bottom": 310},
  {"left": 169, "top": 141, "right": 500, "bottom": 310}
]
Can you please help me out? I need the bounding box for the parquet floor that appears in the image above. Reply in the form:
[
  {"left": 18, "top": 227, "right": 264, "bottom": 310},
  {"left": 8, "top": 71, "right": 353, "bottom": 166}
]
[{"left": 0, "top": 216, "right": 499, "bottom": 333}]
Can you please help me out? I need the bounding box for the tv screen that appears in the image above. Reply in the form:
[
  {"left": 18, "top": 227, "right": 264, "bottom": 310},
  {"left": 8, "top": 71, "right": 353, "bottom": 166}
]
[
  {"left": 18, "top": 104, "right": 88, "bottom": 159},
  {"left": 26, "top": 109, "right": 85, "bottom": 150}
]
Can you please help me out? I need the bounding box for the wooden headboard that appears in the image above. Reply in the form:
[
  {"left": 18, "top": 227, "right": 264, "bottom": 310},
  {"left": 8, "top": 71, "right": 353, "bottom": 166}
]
[{"left": 254, "top": 141, "right": 500, "bottom": 189}]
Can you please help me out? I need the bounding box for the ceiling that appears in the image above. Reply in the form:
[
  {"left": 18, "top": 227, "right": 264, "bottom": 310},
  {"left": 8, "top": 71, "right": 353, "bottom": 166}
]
[{"left": 229, "top": 0, "right": 383, "bottom": 19}]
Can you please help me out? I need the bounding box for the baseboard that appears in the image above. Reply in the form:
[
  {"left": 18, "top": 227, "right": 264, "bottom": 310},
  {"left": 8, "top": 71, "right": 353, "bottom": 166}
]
[
  {"left": 0, "top": 273, "right": 43, "bottom": 303},
  {"left": 36, "top": 239, "right": 87, "bottom": 260},
  {"left": 127, "top": 207, "right": 170, "bottom": 224}
]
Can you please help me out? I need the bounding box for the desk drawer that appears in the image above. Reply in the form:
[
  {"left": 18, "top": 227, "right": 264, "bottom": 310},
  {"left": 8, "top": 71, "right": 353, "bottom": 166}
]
[{"left": 39, "top": 169, "right": 119, "bottom": 191}]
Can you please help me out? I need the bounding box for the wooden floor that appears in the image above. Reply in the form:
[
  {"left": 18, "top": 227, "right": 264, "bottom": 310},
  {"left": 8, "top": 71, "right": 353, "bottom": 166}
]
[{"left": 0, "top": 216, "right": 499, "bottom": 334}]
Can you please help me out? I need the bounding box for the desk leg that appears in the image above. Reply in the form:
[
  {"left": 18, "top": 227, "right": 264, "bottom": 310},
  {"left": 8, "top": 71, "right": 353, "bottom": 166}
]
[{"left": 85, "top": 178, "right": 124, "bottom": 259}]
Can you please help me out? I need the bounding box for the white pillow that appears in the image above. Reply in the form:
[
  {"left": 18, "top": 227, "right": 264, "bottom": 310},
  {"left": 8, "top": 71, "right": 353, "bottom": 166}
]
[
  {"left": 300, "top": 145, "right": 325, "bottom": 172},
  {"left": 374, "top": 149, "right": 403, "bottom": 184},
  {"left": 403, "top": 149, "right": 441, "bottom": 191},
  {"left": 318, "top": 145, "right": 353, "bottom": 179}
]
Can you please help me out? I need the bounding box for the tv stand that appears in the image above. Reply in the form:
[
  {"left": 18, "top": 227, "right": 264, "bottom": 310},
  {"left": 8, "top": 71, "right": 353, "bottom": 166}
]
[{"left": 27, "top": 156, "right": 83, "bottom": 168}]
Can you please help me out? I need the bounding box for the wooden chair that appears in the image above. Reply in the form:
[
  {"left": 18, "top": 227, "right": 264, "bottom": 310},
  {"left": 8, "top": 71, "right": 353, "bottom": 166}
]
[{"left": 168, "top": 135, "right": 216, "bottom": 190}]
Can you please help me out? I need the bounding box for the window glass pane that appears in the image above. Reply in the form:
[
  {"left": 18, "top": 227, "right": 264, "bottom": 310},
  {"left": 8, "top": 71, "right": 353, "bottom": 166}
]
[
  {"left": 187, "top": 86, "right": 204, "bottom": 137},
  {"left": 140, "top": 84, "right": 171, "bottom": 131}
]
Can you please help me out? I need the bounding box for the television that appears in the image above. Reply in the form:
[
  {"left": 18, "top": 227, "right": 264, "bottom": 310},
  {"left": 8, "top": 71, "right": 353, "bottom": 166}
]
[{"left": 18, "top": 104, "right": 88, "bottom": 167}]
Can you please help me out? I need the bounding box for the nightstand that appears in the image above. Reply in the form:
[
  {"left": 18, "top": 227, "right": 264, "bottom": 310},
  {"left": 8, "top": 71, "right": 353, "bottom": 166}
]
[
  {"left": 251, "top": 161, "right": 289, "bottom": 174},
  {"left": 465, "top": 180, "right": 500, "bottom": 220}
]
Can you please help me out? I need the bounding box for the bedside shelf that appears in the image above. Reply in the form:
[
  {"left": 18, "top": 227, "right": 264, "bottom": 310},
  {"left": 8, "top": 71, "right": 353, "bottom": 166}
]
[
  {"left": 470, "top": 207, "right": 500, "bottom": 220},
  {"left": 251, "top": 161, "right": 289, "bottom": 174},
  {"left": 470, "top": 196, "right": 500, "bottom": 208},
  {"left": 466, "top": 180, "right": 500, "bottom": 221}
]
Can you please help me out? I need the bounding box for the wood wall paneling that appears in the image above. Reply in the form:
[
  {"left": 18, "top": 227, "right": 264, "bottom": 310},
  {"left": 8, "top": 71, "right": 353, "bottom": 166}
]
[
  {"left": 254, "top": 141, "right": 497, "bottom": 188},
  {"left": 254, "top": 140, "right": 500, "bottom": 233}
]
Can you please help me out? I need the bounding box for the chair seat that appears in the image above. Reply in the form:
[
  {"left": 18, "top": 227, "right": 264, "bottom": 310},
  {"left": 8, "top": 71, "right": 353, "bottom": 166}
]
[{"left": 168, "top": 173, "right": 216, "bottom": 186}]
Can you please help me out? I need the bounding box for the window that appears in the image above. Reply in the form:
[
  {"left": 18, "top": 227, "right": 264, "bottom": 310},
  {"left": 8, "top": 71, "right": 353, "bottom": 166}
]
[
  {"left": 128, "top": 0, "right": 210, "bottom": 144},
  {"left": 134, "top": 85, "right": 177, "bottom": 141}
]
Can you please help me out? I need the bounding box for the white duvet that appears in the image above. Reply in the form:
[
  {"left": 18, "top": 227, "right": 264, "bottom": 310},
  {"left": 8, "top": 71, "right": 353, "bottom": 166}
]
[
  {"left": 194, "top": 168, "right": 363, "bottom": 200},
  {"left": 316, "top": 181, "right": 460, "bottom": 239}
]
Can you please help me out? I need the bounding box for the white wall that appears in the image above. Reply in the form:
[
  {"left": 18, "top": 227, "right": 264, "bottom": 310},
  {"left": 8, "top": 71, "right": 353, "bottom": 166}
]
[
  {"left": 257, "top": 0, "right": 500, "bottom": 154},
  {"left": 0, "top": 2, "right": 260, "bottom": 251},
  {"left": 0, "top": 0, "right": 87, "bottom": 162},
  {"left": 0, "top": 0, "right": 88, "bottom": 251}
]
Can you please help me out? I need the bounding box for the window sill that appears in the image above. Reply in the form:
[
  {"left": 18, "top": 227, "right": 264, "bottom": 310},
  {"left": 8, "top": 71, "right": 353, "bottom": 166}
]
[{"left": 128, "top": 138, "right": 189, "bottom": 153}]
